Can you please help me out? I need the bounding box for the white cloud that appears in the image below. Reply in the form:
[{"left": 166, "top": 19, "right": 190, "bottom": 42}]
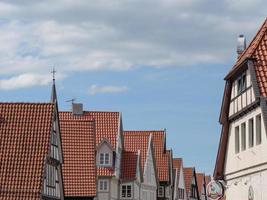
[
  {"left": 0, "top": 0, "right": 266, "bottom": 77},
  {"left": 0, "top": 73, "right": 66, "bottom": 90},
  {"left": 88, "top": 84, "right": 129, "bottom": 95}
]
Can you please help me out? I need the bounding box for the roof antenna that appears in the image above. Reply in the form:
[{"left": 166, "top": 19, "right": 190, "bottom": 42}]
[{"left": 51, "top": 67, "right": 56, "bottom": 82}]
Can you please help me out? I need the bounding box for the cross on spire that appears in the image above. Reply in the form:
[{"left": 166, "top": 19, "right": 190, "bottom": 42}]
[{"left": 51, "top": 68, "right": 56, "bottom": 81}]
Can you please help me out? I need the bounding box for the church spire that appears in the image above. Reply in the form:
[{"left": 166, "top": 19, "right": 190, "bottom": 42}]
[{"left": 50, "top": 68, "right": 57, "bottom": 104}]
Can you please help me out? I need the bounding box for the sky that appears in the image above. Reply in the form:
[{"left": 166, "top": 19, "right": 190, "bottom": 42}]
[{"left": 0, "top": 0, "right": 267, "bottom": 175}]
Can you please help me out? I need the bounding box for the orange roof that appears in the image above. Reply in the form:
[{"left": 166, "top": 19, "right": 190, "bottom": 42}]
[
  {"left": 196, "top": 173, "right": 205, "bottom": 196},
  {"left": 225, "top": 18, "right": 267, "bottom": 97},
  {"left": 0, "top": 103, "right": 54, "bottom": 200},
  {"left": 173, "top": 158, "right": 182, "bottom": 183},
  {"left": 205, "top": 175, "right": 211, "bottom": 186},
  {"left": 124, "top": 130, "right": 169, "bottom": 182},
  {"left": 123, "top": 132, "right": 150, "bottom": 180},
  {"left": 60, "top": 111, "right": 120, "bottom": 176},
  {"left": 184, "top": 167, "right": 195, "bottom": 196},
  {"left": 121, "top": 151, "right": 138, "bottom": 180},
  {"left": 59, "top": 112, "right": 96, "bottom": 197}
]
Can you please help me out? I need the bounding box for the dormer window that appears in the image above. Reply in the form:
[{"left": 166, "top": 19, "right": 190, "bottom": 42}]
[
  {"left": 100, "top": 153, "right": 110, "bottom": 165},
  {"left": 237, "top": 73, "right": 246, "bottom": 94}
]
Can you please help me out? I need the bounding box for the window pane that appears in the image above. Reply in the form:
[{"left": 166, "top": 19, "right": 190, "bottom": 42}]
[
  {"left": 256, "top": 115, "right": 262, "bottom": 145},
  {"left": 100, "top": 153, "right": 104, "bottom": 164},
  {"left": 122, "top": 185, "right": 126, "bottom": 197},
  {"left": 241, "top": 123, "right": 246, "bottom": 151},
  {"left": 235, "top": 126, "right": 240, "bottom": 153},
  {"left": 127, "top": 185, "right": 131, "bottom": 197},
  {"left": 105, "top": 153, "right": 109, "bottom": 164},
  {"left": 249, "top": 118, "right": 254, "bottom": 147}
]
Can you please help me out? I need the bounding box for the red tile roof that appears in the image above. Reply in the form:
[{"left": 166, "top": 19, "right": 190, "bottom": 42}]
[
  {"left": 205, "top": 175, "right": 211, "bottom": 187},
  {"left": 59, "top": 111, "right": 120, "bottom": 176},
  {"left": 173, "top": 158, "right": 183, "bottom": 184},
  {"left": 123, "top": 132, "right": 150, "bottom": 180},
  {"left": 124, "top": 130, "right": 169, "bottom": 182},
  {"left": 0, "top": 103, "right": 54, "bottom": 200},
  {"left": 226, "top": 18, "right": 267, "bottom": 98},
  {"left": 59, "top": 112, "right": 96, "bottom": 197},
  {"left": 196, "top": 173, "right": 205, "bottom": 196},
  {"left": 121, "top": 151, "right": 138, "bottom": 181},
  {"left": 184, "top": 167, "right": 194, "bottom": 196}
]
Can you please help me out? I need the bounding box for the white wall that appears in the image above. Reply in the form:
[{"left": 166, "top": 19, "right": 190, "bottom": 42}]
[
  {"left": 225, "top": 107, "right": 267, "bottom": 176},
  {"left": 96, "top": 142, "right": 113, "bottom": 167},
  {"left": 225, "top": 169, "right": 267, "bottom": 200}
]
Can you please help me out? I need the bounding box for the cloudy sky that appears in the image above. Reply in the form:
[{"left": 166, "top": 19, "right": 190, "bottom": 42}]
[{"left": 0, "top": 0, "right": 266, "bottom": 174}]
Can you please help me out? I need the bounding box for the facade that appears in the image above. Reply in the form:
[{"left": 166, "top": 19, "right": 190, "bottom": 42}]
[
  {"left": 122, "top": 132, "right": 158, "bottom": 200},
  {"left": 59, "top": 111, "right": 97, "bottom": 199},
  {"left": 0, "top": 102, "right": 64, "bottom": 200},
  {"left": 184, "top": 167, "right": 199, "bottom": 200},
  {"left": 173, "top": 158, "right": 187, "bottom": 200},
  {"left": 196, "top": 173, "right": 206, "bottom": 200},
  {"left": 214, "top": 18, "right": 267, "bottom": 200}
]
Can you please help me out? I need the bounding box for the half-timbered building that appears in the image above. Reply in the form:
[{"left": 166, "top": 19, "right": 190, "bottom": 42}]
[
  {"left": 214, "top": 18, "right": 267, "bottom": 200},
  {"left": 0, "top": 101, "right": 64, "bottom": 200}
]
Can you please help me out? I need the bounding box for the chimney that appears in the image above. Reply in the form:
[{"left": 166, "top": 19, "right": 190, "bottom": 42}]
[
  {"left": 72, "top": 103, "right": 83, "bottom": 115},
  {"left": 237, "top": 34, "right": 246, "bottom": 58}
]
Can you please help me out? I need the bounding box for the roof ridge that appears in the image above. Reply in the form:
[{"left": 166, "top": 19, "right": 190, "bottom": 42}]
[
  {"left": 226, "top": 17, "right": 267, "bottom": 79},
  {"left": 60, "top": 110, "right": 119, "bottom": 113},
  {"left": 0, "top": 102, "right": 53, "bottom": 105}
]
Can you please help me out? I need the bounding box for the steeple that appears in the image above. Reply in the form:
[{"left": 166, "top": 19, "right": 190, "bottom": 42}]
[{"left": 51, "top": 68, "right": 57, "bottom": 104}]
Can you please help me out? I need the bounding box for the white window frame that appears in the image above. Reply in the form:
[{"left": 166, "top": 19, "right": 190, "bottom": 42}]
[
  {"left": 98, "top": 179, "right": 109, "bottom": 192},
  {"left": 99, "top": 153, "right": 111, "bottom": 166},
  {"left": 158, "top": 185, "right": 164, "bottom": 197},
  {"left": 256, "top": 114, "right": 262, "bottom": 145},
  {"left": 120, "top": 183, "right": 132, "bottom": 199}
]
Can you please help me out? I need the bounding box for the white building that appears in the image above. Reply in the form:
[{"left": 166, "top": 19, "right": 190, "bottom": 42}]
[
  {"left": 214, "top": 18, "right": 267, "bottom": 200},
  {"left": 173, "top": 158, "right": 187, "bottom": 200}
]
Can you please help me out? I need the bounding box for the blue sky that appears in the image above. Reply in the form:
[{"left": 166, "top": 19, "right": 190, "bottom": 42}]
[{"left": 0, "top": 0, "right": 267, "bottom": 174}]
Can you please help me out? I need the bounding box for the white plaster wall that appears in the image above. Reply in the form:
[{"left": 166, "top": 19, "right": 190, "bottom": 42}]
[
  {"left": 143, "top": 146, "right": 156, "bottom": 186},
  {"left": 178, "top": 167, "right": 186, "bottom": 200},
  {"left": 225, "top": 169, "right": 267, "bottom": 200},
  {"left": 134, "top": 181, "right": 140, "bottom": 200},
  {"left": 224, "top": 107, "right": 267, "bottom": 175},
  {"left": 111, "top": 178, "right": 119, "bottom": 200}
]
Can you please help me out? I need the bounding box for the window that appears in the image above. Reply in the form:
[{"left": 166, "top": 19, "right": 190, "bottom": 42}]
[
  {"left": 256, "top": 114, "right": 262, "bottom": 145},
  {"left": 46, "top": 164, "right": 56, "bottom": 188},
  {"left": 98, "top": 179, "right": 109, "bottom": 191},
  {"left": 121, "top": 184, "right": 132, "bottom": 198},
  {"left": 241, "top": 122, "right": 246, "bottom": 151},
  {"left": 235, "top": 126, "right": 240, "bottom": 154},
  {"left": 249, "top": 118, "right": 254, "bottom": 148},
  {"left": 158, "top": 186, "right": 164, "bottom": 197},
  {"left": 237, "top": 73, "right": 246, "bottom": 94},
  {"left": 99, "top": 153, "right": 110, "bottom": 165},
  {"left": 178, "top": 188, "right": 184, "bottom": 199}
]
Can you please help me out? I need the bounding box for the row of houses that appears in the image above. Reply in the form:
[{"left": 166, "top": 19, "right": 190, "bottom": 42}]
[{"left": 0, "top": 77, "right": 210, "bottom": 200}]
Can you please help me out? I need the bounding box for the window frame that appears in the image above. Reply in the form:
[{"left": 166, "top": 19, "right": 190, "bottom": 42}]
[
  {"left": 120, "top": 183, "right": 132, "bottom": 199},
  {"left": 241, "top": 122, "right": 246, "bottom": 151},
  {"left": 235, "top": 126, "right": 240, "bottom": 154},
  {"left": 249, "top": 118, "right": 254, "bottom": 148},
  {"left": 98, "top": 179, "right": 109, "bottom": 192},
  {"left": 237, "top": 73, "right": 247, "bottom": 95},
  {"left": 99, "top": 152, "right": 111, "bottom": 166},
  {"left": 256, "top": 114, "right": 262, "bottom": 145}
]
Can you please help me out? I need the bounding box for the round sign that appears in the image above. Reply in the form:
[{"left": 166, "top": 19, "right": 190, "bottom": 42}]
[
  {"left": 248, "top": 186, "right": 254, "bottom": 200},
  {"left": 206, "top": 180, "right": 225, "bottom": 200}
]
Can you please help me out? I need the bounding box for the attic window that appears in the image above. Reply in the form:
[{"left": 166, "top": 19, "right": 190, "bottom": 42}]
[
  {"left": 99, "top": 153, "right": 110, "bottom": 165},
  {"left": 121, "top": 184, "right": 132, "bottom": 199},
  {"left": 158, "top": 186, "right": 164, "bottom": 197},
  {"left": 237, "top": 73, "right": 246, "bottom": 94}
]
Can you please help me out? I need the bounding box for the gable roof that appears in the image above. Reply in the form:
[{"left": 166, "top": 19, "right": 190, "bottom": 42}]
[
  {"left": 215, "top": 18, "right": 267, "bottom": 179},
  {"left": 196, "top": 173, "right": 205, "bottom": 196},
  {"left": 0, "top": 103, "right": 54, "bottom": 199},
  {"left": 59, "top": 112, "right": 96, "bottom": 197},
  {"left": 184, "top": 167, "right": 196, "bottom": 196},
  {"left": 121, "top": 151, "right": 139, "bottom": 181},
  {"left": 173, "top": 158, "right": 183, "bottom": 184},
  {"left": 59, "top": 111, "right": 120, "bottom": 176},
  {"left": 124, "top": 130, "right": 169, "bottom": 182},
  {"left": 205, "top": 175, "right": 211, "bottom": 187},
  {"left": 123, "top": 132, "right": 150, "bottom": 179}
]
